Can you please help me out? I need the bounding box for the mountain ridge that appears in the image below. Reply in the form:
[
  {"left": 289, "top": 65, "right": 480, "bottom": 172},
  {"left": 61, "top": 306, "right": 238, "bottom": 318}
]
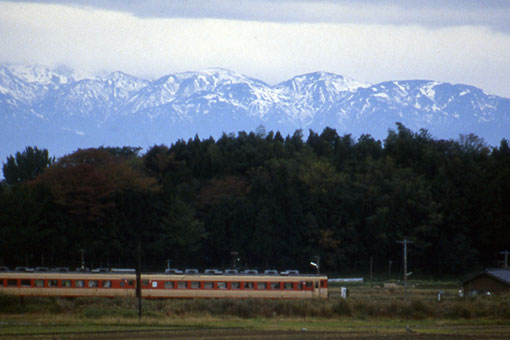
[{"left": 1, "top": 64, "right": 509, "bottom": 163}]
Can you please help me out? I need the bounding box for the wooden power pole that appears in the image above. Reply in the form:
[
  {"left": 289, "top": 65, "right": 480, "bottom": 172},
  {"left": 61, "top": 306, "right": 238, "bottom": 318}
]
[
  {"left": 397, "top": 238, "right": 413, "bottom": 301},
  {"left": 369, "top": 256, "right": 373, "bottom": 281},
  {"left": 136, "top": 240, "right": 142, "bottom": 319}
]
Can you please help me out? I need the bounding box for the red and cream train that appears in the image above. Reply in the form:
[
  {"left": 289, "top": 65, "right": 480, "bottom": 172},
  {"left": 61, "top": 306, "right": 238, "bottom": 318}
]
[{"left": 0, "top": 269, "right": 328, "bottom": 299}]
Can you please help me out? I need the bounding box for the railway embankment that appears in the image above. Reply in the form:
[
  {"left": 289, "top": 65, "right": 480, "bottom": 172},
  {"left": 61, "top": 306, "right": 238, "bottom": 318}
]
[{"left": 1, "top": 283, "right": 510, "bottom": 320}]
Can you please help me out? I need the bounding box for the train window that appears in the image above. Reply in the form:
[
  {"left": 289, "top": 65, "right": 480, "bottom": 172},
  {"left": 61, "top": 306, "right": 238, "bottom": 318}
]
[
  {"left": 75, "top": 280, "right": 85, "bottom": 288},
  {"left": 128, "top": 280, "right": 134, "bottom": 286},
  {"left": 120, "top": 280, "right": 125, "bottom": 288},
  {"left": 88, "top": 280, "right": 98, "bottom": 288},
  {"left": 257, "top": 282, "right": 266, "bottom": 290},
  {"left": 217, "top": 282, "right": 227, "bottom": 289},
  {"left": 190, "top": 281, "right": 200, "bottom": 289},
  {"left": 7, "top": 279, "right": 17, "bottom": 287},
  {"left": 34, "top": 280, "right": 44, "bottom": 287},
  {"left": 142, "top": 280, "right": 149, "bottom": 287},
  {"left": 306, "top": 281, "right": 313, "bottom": 288},
  {"left": 244, "top": 282, "right": 254, "bottom": 289},
  {"left": 297, "top": 282, "right": 304, "bottom": 290},
  {"left": 231, "top": 282, "right": 240, "bottom": 289},
  {"left": 102, "top": 280, "right": 112, "bottom": 288},
  {"left": 21, "top": 279, "right": 31, "bottom": 287},
  {"left": 204, "top": 281, "right": 213, "bottom": 289},
  {"left": 284, "top": 282, "right": 293, "bottom": 290},
  {"left": 270, "top": 282, "right": 281, "bottom": 289},
  {"left": 177, "top": 281, "right": 186, "bottom": 289},
  {"left": 62, "top": 280, "right": 71, "bottom": 288},
  {"left": 48, "top": 280, "right": 58, "bottom": 287},
  {"left": 315, "top": 282, "right": 319, "bottom": 289},
  {"left": 164, "top": 281, "right": 174, "bottom": 289},
  {"left": 0, "top": 279, "right": 3, "bottom": 286},
  {"left": 152, "top": 281, "right": 158, "bottom": 288},
  {"left": 321, "top": 280, "right": 328, "bottom": 288}
]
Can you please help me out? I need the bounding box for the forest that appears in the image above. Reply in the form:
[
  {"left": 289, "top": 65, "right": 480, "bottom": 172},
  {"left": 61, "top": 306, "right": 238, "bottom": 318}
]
[{"left": 1, "top": 123, "right": 509, "bottom": 277}]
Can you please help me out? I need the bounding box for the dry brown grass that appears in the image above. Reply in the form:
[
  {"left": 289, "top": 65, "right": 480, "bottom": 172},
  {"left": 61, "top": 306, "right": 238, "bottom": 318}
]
[{"left": 1, "top": 282, "right": 509, "bottom": 321}]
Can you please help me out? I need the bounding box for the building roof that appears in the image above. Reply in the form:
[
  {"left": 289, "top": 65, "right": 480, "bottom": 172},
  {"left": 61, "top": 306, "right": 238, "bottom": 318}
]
[{"left": 463, "top": 268, "right": 510, "bottom": 286}]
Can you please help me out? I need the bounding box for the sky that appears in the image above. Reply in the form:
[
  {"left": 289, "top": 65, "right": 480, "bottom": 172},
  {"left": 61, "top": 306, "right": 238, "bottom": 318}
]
[{"left": 1, "top": 0, "right": 510, "bottom": 97}]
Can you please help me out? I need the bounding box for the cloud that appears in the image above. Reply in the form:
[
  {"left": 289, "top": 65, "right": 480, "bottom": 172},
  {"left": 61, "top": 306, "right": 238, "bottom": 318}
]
[
  {"left": 1, "top": 1, "right": 510, "bottom": 97},
  {"left": 4, "top": 0, "right": 510, "bottom": 32}
]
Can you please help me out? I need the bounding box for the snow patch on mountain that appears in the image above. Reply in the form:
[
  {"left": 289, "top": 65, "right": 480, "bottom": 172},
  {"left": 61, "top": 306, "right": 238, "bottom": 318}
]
[
  {"left": 0, "top": 64, "right": 509, "bottom": 166},
  {"left": 8, "top": 64, "right": 92, "bottom": 86}
]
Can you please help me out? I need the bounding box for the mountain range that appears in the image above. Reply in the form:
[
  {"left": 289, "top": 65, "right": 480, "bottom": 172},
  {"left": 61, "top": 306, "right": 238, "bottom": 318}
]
[{"left": 1, "top": 64, "right": 509, "bottom": 163}]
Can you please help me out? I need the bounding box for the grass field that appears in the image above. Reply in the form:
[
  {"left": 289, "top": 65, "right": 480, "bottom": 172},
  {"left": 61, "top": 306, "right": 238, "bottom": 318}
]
[{"left": 1, "top": 281, "right": 510, "bottom": 339}]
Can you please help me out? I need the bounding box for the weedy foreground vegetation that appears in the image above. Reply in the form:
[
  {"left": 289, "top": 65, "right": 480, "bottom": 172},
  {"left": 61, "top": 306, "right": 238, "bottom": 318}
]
[{"left": 1, "top": 282, "right": 510, "bottom": 339}]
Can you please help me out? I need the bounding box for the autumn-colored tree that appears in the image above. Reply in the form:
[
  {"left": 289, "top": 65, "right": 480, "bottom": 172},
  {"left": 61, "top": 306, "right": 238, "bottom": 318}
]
[
  {"left": 198, "top": 176, "right": 249, "bottom": 208},
  {"left": 34, "top": 148, "right": 158, "bottom": 222}
]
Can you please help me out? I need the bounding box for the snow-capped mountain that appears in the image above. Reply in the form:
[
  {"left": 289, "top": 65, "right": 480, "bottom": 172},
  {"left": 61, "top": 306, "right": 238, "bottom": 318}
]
[
  {"left": 1, "top": 64, "right": 509, "bottom": 163},
  {"left": 7, "top": 64, "right": 87, "bottom": 87}
]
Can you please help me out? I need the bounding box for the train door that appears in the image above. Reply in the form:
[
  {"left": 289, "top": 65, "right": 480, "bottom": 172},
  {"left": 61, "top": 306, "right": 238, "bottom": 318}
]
[
  {"left": 147, "top": 279, "right": 159, "bottom": 297},
  {"left": 305, "top": 280, "right": 318, "bottom": 298},
  {"left": 320, "top": 279, "right": 328, "bottom": 298}
]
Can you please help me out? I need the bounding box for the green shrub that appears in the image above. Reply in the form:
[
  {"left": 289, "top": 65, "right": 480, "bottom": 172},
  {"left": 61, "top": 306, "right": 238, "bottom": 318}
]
[
  {"left": 405, "top": 299, "right": 433, "bottom": 319},
  {"left": 119, "top": 309, "right": 139, "bottom": 318},
  {"left": 447, "top": 302, "right": 473, "bottom": 319},
  {"left": 331, "top": 299, "right": 351, "bottom": 316},
  {"left": 0, "top": 294, "right": 24, "bottom": 313},
  {"left": 82, "top": 306, "right": 108, "bottom": 318},
  {"left": 351, "top": 300, "right": 378, "bottom": 317},
  {"left": 495, "top": 295, "right": 510, "bottom": 319}
]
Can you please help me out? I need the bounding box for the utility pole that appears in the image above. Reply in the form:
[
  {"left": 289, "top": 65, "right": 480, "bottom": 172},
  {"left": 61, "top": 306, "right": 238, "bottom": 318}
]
[
  {"left": 230, "top": 251, "right": 239, "bottom": 269},
  {"left": 309, "top": 255, "right": 321, "bottom": 297},
  {"left": 136, "top": 240, "right": 142, "bottom": 320},
  {"left": 310, "top": 255, "right": 320, "bottom": 274},
  {"left": 500, "top": 250, "right": 510, "bottom": 270},
  {"left": 369, "top": 256, "right": 373, "bottom": 281},
  {"left": 80, "top": 248, "right": 85, "bottom": 269},
  {"left": 397, "top": 238, "right": 413, "bottom": 301},
  {"left": 310, "top": 255, "right": 320, "bottom": 275}
]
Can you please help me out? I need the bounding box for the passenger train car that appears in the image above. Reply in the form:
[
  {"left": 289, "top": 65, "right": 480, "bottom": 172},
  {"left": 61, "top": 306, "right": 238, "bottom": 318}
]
[{"left": 0, "top": 270, "right": 328, "bottom": 299}]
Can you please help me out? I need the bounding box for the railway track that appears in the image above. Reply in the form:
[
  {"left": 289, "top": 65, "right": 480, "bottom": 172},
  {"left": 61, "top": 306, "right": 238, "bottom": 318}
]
[
  {"left": 4, "top": 328, "right": 510, "bottom": 340},
  {"left": 0, "top": 326, "right": 227, "bottom": 339}
]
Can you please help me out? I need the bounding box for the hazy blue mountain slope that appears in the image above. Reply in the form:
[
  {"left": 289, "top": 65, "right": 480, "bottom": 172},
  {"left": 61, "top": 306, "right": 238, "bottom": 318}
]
[{"left": 1, "top": 65, "right": 509, "bottom": 163}]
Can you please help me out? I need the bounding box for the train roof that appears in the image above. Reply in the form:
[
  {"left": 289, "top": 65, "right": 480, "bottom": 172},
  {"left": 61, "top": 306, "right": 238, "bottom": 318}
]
[
  {"left": 0, "top": 267, "right": 324, "bottom": 277},
  {"left": 0, "top": 271, "right": 327, "bottom": 280}
]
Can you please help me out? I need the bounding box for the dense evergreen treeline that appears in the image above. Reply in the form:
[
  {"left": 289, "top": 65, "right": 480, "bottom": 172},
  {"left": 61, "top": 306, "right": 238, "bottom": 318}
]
[{"left": 1, "top": 123, "right": 509, "bottom": 276}]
